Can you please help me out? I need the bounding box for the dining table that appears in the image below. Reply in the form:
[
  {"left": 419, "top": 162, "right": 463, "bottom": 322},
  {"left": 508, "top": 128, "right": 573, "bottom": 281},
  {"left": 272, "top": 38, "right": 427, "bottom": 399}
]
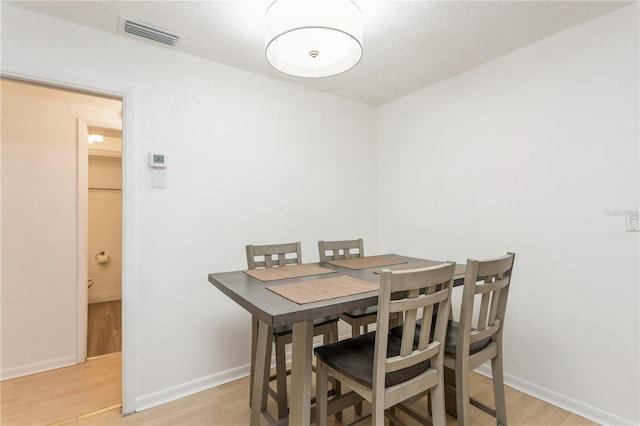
[{"left": 208, "top": 253, "right": 465, "bottom": 426}]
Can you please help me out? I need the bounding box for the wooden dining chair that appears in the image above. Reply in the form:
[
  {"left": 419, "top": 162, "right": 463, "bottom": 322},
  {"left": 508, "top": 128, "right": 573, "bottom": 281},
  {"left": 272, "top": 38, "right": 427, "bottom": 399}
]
[
  {"left": 443, "top": 252, "right": 515, "bottom": 426},
  {"left": 319, "top": 238, "right": 405, "bottom": 414},
  {"left": 315, "top": 263, "right": 456, "bottom": 426},
  {"left": 318, "top": 238, "right": 364, "bottom": 262},
  {"left": 246, "top": 241, "right": 302, "bottom": 269},
  {"left": 318, "top": 239, "right": 380, "bottom": 337},
  {"left": 246, "top": 242, "right": 340, "bottom": 420}
]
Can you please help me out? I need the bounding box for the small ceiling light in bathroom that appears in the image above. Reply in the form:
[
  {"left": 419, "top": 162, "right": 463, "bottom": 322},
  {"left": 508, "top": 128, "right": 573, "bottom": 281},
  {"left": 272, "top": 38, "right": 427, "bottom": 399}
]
[
  {"left": 88, "top": 134, "right": 104, "bottom": 144},
  {"left": 265, "top": 0, "right": 363, "bottom": 78}
]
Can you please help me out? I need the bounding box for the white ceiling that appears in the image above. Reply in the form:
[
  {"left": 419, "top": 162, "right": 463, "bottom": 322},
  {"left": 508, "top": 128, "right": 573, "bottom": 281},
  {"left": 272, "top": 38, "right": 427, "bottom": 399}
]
[{"left": 7, "top": 1, "right": 631, "bottom": 106}]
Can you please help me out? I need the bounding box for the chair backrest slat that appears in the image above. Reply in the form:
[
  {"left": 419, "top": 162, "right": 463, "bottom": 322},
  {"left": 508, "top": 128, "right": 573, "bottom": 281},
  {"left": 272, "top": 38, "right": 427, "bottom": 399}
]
[
  {"left": 400, "top": 289, "right": 420, "bottom": 356},
  {"left": 418, "top": 309, "right": 433, "bottom": 349},
  {"left": 458, "top": 253, "right": 515, "bottom": 353},
  {"left": 318, "top": 238, "right": 364, "bottom": 262},
  {"left": 477, "top": 292, "right": 491, "bottom": 331},
  {"left": 386, "top": 341, "right": 440, "bottom": 373},
  {"left": 246, "top": 242, "right": 301, "bottom": 270},
  {"left": 471, "top": 320, "right": 501, "bottom": 343},
  {"left": 488, "top": 288, "right": 501, "bottom": 324},
  {"left": 374, "top": 262, "right": 455, "bottom": 390}
]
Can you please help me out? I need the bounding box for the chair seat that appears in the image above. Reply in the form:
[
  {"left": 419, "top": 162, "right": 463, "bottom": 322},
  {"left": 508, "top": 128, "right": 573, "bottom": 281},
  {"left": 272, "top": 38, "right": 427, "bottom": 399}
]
[
  {"left": 390, "top": 319, "right": 491, "bottom": 355},
  {"left": 340, "top": 306, "right": 378, "bottom": 319},
  {"left": 444, "top": 320, "right": 491, "bottom": 355},
  {"left": 273, "top": 316, "right": 339, "bottom": 336},
  {"left": 314, "top": 331, "right": 430, "bottom": 388}
]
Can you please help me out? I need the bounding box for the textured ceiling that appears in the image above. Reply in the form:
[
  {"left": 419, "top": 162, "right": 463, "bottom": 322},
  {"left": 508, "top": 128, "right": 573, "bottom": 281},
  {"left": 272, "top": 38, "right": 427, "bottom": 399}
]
[{"left": 7, "top": 1, "right": 632, "bottom": 106}]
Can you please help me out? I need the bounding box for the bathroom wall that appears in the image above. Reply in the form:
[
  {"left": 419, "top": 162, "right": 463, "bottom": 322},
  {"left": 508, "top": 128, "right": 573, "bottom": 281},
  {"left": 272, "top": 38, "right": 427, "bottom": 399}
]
[{"left": 88, "top": 139, "right": 122, "bottom": 304}]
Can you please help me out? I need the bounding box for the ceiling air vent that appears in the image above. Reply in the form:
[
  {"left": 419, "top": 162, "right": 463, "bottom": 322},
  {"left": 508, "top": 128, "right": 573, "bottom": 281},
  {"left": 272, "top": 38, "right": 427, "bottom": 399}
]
[{"left": 120, "top": 18, "right": 180, "bottom": 46}]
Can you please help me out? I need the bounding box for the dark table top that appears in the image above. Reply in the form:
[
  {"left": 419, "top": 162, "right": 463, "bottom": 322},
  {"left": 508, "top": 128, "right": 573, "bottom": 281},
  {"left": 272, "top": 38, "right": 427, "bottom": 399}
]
[{"left": 208, "top": 254, "right": 462, "bottom": 328}]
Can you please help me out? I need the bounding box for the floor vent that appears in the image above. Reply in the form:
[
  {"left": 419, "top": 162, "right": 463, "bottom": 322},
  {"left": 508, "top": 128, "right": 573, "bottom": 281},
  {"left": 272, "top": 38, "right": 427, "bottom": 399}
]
[{"left": 120, "top": 18, "right": 180, "bottom": 46}]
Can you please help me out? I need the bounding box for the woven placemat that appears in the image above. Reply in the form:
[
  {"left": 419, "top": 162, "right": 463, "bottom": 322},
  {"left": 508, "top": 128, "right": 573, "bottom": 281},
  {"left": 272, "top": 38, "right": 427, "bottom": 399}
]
[
  {"left": 267, "top": 275, "right": 379, "bottom": 304},
  {"left": 243, "top": 264, "right": 336, "bottom": 282},
  {"left": 373, "top": 263, "right": 466, "bottom": 276},
  {"left": 327, "top": 256, "right": 407, "bottom": 270}
]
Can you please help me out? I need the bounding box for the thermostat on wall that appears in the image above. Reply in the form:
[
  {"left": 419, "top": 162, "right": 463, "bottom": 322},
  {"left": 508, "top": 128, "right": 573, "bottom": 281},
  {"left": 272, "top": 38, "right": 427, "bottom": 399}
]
[{"left": 149, "top": 152, "right": 167, "bottom": 168}]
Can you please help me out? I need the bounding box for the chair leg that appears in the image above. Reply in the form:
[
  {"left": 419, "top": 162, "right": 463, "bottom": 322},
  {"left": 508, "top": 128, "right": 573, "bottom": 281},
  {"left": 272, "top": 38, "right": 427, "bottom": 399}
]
[
  {"left": 351, "top": 321, "right": 361, "bottom": 337},
  {"left": 351, "top": 321, "right": 363, "bottom": 415},
  {"left": 325, "top": 325, "right": 342, "bottom": 421},
  {"left": 455, "top": 361, "right": 471, "bottom": 426},
  {"left": 430, "top": 370, "right": 447, "bottom": 426},
  {"left": 316, "top": 360, "right": 329, "bottom": 426},
  {"left": 329, "top": 322, "right": 339, "bottom": 344},
  {"left": 372, "top": 397, "right": 385, "bottom": 426},
  {"left": 274, "top": 336, "right": 288, "bottom": 420},
  {"left": 492, "top": 353, "right": 507, "bottom": 426}
]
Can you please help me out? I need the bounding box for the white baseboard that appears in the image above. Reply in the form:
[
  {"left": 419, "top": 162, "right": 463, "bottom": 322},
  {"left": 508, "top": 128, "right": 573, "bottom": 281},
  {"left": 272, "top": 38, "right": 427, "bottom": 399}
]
[
  {"left": 134, "top": 335, "right": 636, "bottom": 426},
  {"left": 475, "top": 365, "right": 636, "bottom": 426},
  {"left": 0, "top": 355, "right": 76, "bottom": 381},
  {"left": 135, "top": 363, "right": 251, "bottom": 412},
  {"left": 134, "top": 333, "right": 350, "bottom": 412},
  {"left": 89, "top": 291, "right": 121, "bottom": 304}
]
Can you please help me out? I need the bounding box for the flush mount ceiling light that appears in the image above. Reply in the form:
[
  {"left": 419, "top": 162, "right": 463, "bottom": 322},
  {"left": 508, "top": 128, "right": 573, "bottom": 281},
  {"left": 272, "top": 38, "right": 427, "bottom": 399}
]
[{"left": 265, "top": 0, "right": 363, "bottom": 78}]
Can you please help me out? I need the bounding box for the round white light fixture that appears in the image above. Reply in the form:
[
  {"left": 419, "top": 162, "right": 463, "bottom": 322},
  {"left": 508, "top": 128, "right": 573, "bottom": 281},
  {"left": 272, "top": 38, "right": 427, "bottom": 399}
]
[{"left": 265, "top": 0, "right": 363, "bottom": 78}]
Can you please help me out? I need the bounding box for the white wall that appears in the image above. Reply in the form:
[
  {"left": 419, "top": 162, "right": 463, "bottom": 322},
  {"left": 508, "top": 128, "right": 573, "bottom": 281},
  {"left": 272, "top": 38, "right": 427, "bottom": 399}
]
[
  {"left": 378, "top": 4, "right": 639, "bottom": 425},
  {"left": 1, "top": 3, "right": 378, "bottom": 412},
  {"left": 1, "top": 80, "right": 122, "bottom": 378},
  {"left": 3, "top": 3, "right": 637, "bottom": 423}
]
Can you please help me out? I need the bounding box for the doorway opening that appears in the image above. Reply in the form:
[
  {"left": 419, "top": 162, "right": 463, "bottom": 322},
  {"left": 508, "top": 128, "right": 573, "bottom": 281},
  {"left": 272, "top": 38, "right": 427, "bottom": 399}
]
[
  {"left": 86, "top": 125, "right": 123, "bottom": 358},
  {"left": 0, "top": 77, "right": 126, "bottom": 422}
]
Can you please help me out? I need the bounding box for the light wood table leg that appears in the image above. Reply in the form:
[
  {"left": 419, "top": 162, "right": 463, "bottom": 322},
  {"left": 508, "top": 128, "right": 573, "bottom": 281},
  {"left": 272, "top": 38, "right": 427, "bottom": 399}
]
[
  {"left": 290, "top": 320, "right": 313, "bottom": 425},
  {"left": 250, "top": 320, "right": 272, "bottom": 426}
]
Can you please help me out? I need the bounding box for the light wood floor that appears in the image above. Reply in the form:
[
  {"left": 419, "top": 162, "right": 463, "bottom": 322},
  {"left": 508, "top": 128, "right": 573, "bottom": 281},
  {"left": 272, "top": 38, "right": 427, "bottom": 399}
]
[
  {"left": 1, "top": 352, "right": 596, "bottom": 426},
  {"left": 87, "top": 300, "right": 122, "bottom": 358},
  {"left": 0, "top": 352, "right": 122, "bottom": 426}
]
